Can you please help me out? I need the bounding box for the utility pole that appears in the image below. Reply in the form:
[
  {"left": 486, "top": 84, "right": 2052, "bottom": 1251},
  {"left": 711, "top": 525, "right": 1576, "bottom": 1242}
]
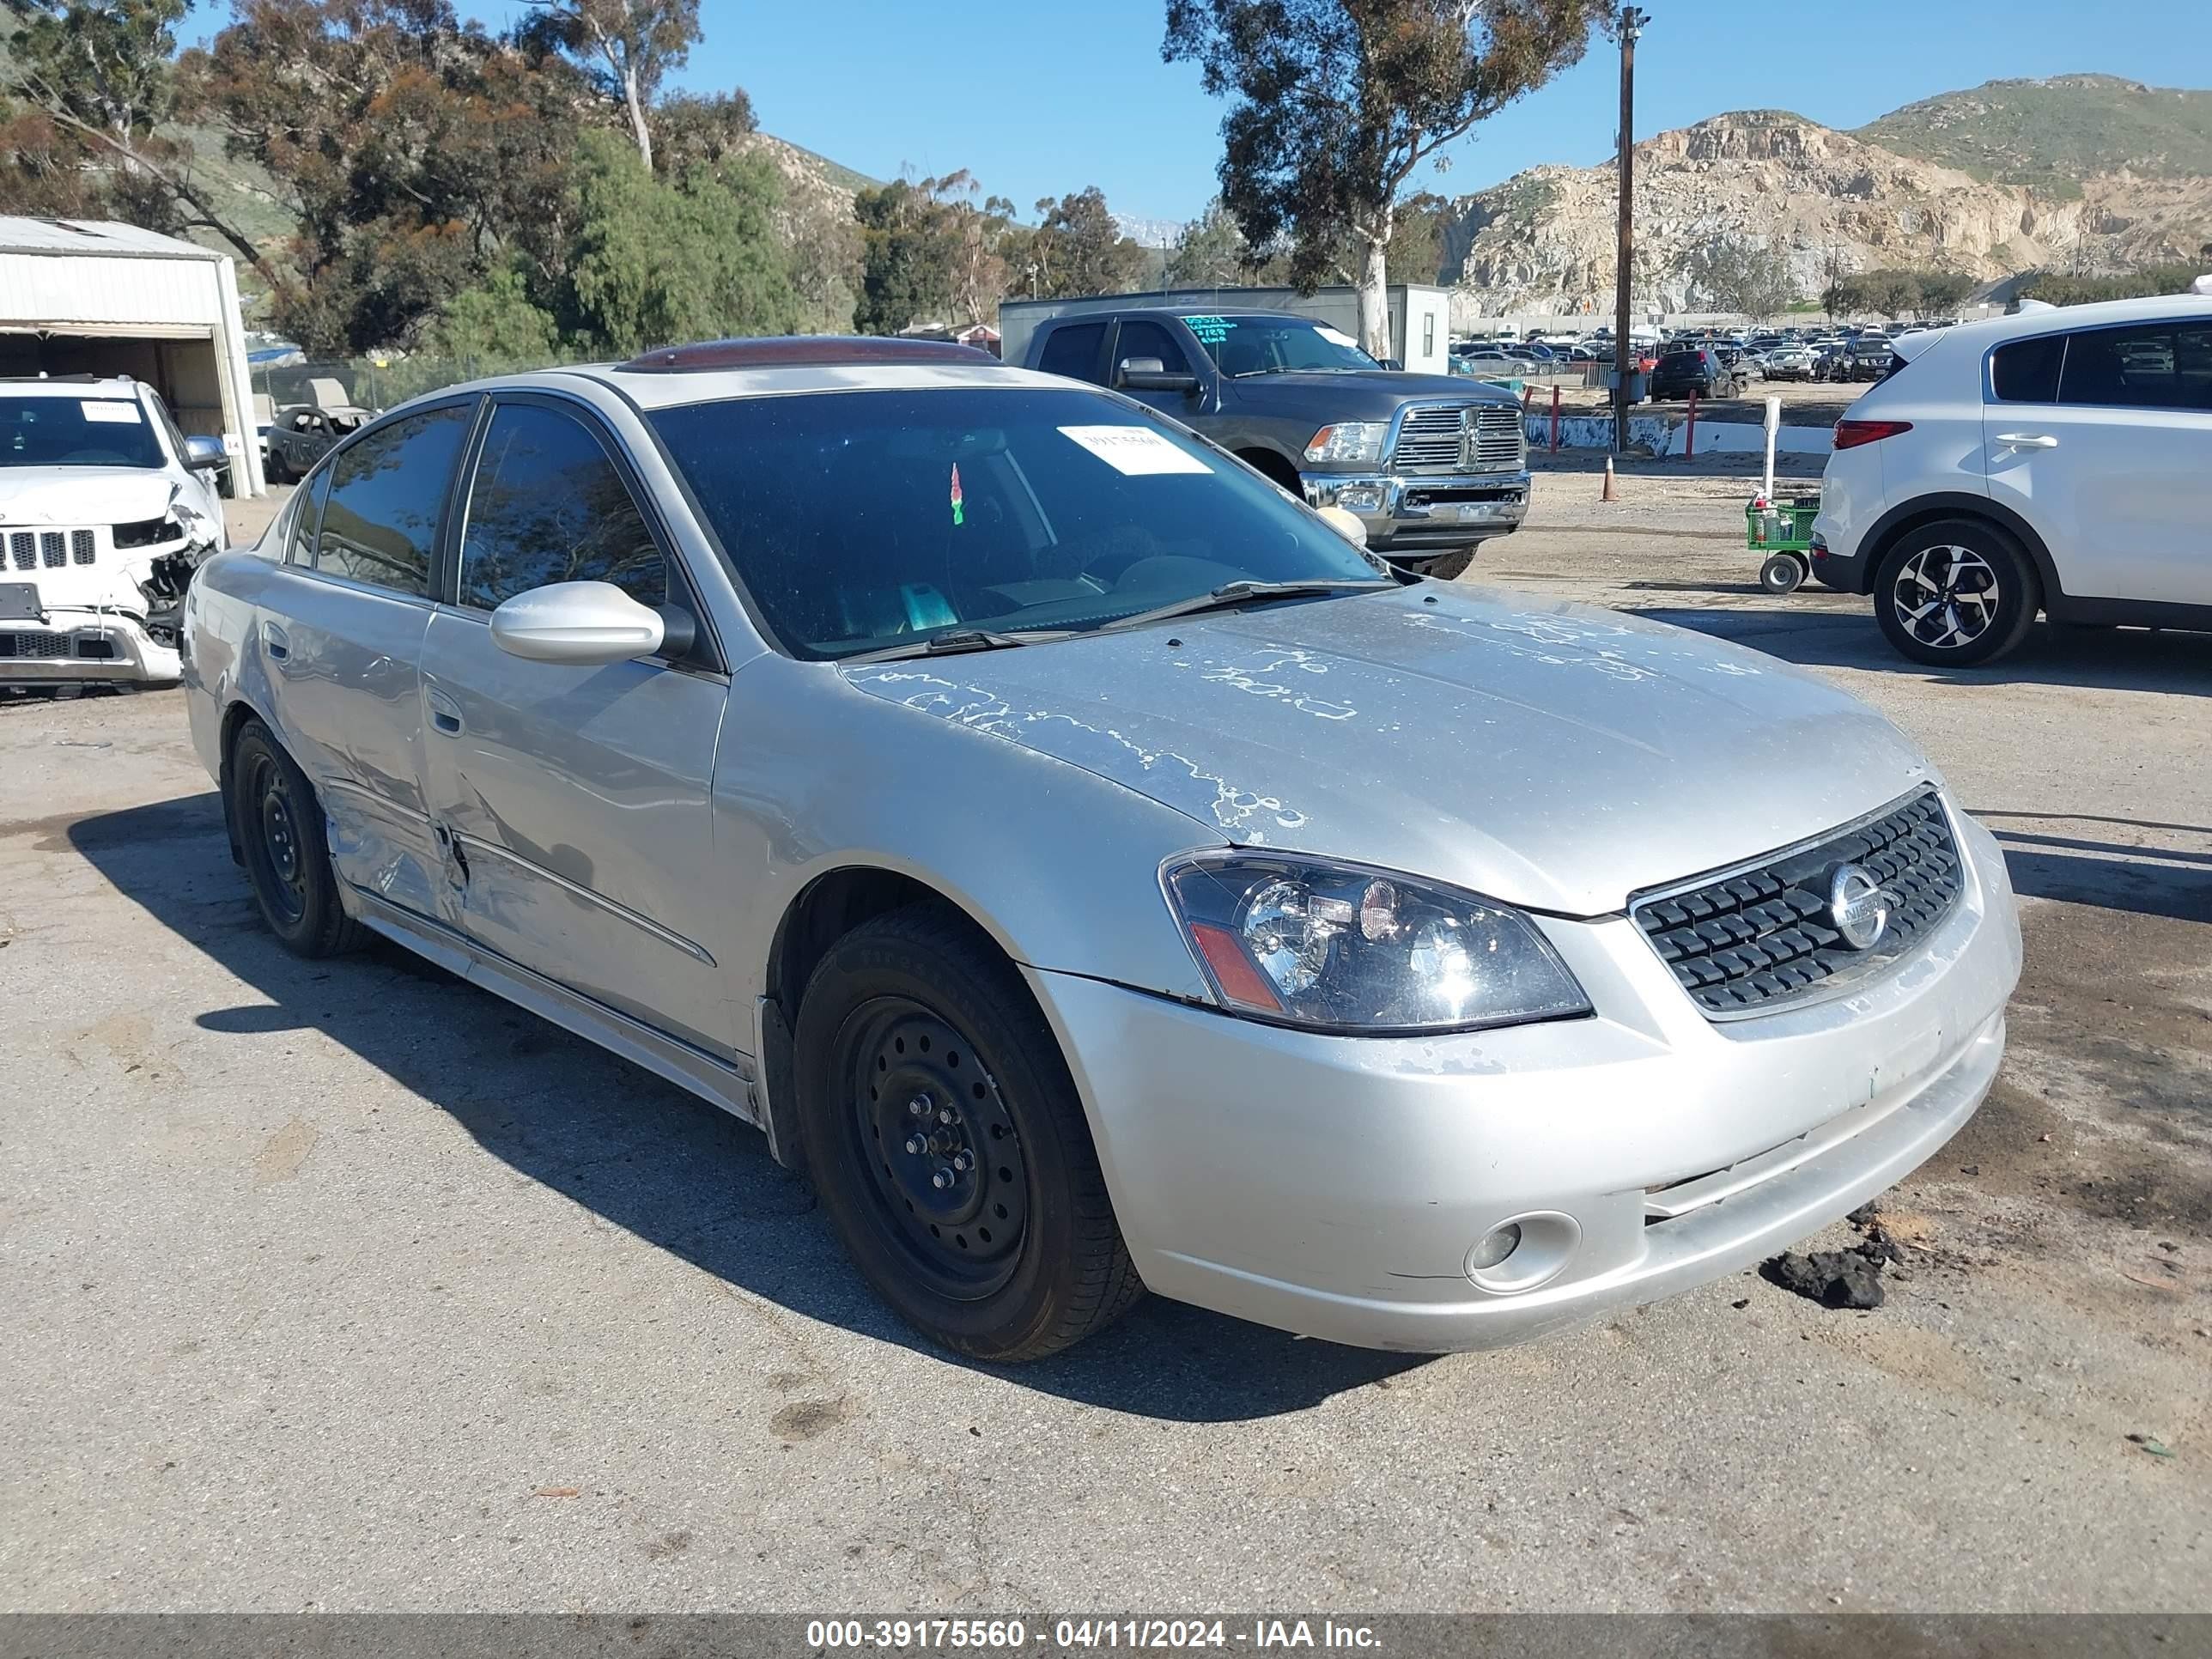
[{"left": 1613, "top": 5, "right": 1648, "bottom": 455}]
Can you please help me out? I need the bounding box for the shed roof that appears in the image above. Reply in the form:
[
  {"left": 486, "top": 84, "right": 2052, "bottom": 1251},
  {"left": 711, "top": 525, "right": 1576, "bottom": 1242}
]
[{"left": 0, "top": 216, "right": 225, "bottom": 261}]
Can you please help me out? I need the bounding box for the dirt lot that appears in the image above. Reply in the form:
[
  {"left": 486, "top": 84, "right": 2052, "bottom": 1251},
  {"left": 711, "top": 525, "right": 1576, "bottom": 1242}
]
[{"left": 2, "top": 472, "right": 2207, "bottom": 1613}]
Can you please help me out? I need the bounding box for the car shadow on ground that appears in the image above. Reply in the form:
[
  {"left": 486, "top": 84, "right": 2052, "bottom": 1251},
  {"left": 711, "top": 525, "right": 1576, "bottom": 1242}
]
[
  {"left": 72, "top": 792, "right": 1426, "bottom": 1423},
  {"left": 1972, "top": 815, "right": 2212, "bottom": 926},
  {"left": 1634, "top": 603, "right": 2212, "bottom": 696}
]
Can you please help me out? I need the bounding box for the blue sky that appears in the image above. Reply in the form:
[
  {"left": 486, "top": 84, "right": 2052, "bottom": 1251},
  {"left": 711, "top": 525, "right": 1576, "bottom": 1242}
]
[{"left": 210, "top": 0, "right": 2212, "bottom": 228}]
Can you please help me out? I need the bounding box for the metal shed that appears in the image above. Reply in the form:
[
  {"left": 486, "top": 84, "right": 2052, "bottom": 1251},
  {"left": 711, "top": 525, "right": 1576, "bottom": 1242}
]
[{"left": 0, "top": 216, "right": 266, "bottom": 496}]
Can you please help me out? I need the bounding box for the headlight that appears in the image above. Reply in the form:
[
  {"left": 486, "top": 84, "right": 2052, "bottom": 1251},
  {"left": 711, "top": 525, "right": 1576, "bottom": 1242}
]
[
  {"left": 1303, "top": 422, "right": 1389, "bottom": 465},
  {"left": 1163, "top": 853, "right": 1590, "bottom": 1035}
]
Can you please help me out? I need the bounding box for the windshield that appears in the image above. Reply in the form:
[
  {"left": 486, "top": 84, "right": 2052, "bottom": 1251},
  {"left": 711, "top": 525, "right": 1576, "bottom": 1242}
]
[
  {"left": 1180, "top": 314, "right": 1380, "bottom": 377},
  {"left": 0, "top": 394, "right": 167, "bottom": 469},
  {"left": 651, "top": 386, "right": 1391, "bottom": 661}
]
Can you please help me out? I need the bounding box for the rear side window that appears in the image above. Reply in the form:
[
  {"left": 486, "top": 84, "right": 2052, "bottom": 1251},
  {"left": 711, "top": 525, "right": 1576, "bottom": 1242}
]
[
  {"left": 1036, "top": 322, "right": 1106, "bottom": 382},
  {"left": 457, "top": 404, "right": 665, "bottom": 611},
  {"left": 2057, "top": 319, "right": 2212, "bottom": 412},
  {"left": 314, "top": 404, "right": 471, "bottom": 597},
  {"left": 1990, "top": 334, "right": 2063, "bottom": 403},
  {"left": 285, "top": 466, "right": 331, "bottom": 565}
]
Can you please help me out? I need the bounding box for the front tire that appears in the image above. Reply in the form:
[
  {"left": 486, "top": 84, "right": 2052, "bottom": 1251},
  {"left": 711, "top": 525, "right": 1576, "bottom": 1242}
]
[
  {"left": 1873, "top": 520, "right": 2039, "bottom": 666},
  {"left": 227, "top": 719, "right": 365, "bottom": 957},
  {"left": 793, "top": 904, "right": 1142, "bottom": 1361}
]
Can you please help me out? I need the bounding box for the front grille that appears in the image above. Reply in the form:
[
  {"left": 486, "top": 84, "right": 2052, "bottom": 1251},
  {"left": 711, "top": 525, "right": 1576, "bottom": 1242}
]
[
  {"left": 1394, "top": 403, "right": 1468, "bottom": 469},
  {"left": 1632, "top": 789, "right": 1963, "bottom": 1016},
  {"left": 1468, "top": 404, "right": 1524, "bottom": 469},
  {"left": 5, "top": 527, "right": 102, "bottom": 569}
]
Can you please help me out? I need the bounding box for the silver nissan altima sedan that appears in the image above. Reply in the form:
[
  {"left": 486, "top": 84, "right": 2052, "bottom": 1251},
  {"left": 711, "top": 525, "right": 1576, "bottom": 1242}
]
[{"left": 180, "top": 337, "right": 2021, "bottom": 1360}]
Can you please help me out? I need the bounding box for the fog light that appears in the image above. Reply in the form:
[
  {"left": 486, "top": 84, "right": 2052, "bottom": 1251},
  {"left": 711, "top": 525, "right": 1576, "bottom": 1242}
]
[
  {"left": 1468, "top": 1223, "right": 1522, "bottom": 1270},
  {"left": 1336, "top": 485, "right": 1382, "bottom": 512}
]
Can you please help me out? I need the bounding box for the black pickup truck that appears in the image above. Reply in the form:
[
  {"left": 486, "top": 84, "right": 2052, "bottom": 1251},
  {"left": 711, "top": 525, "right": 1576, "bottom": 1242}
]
[{"left": 1020, "top": 308, "right": 1530, "bottom": 579}]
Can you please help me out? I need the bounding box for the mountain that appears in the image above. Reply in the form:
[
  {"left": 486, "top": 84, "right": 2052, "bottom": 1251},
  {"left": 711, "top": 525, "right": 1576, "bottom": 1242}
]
[
  {"left": 1443, "top": 81, "right": 2212, "bottom": 320},
  {"left": 1858, "top": 74, "right": 2212, "bottom": 198},
  {"left": 1113, "top": 211, "right": 1188, "bottom": 250}
]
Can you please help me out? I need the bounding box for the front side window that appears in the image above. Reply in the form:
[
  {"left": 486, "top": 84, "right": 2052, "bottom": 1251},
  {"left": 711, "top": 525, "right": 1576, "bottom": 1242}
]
[
  {"left": 2057, "top": 320, "right": 2212, "bottom": 412},
  {"left": 0, "top": 394, "right": 167, "bottom": 469},
  {"left": 1111, "top": 320, "right": 1189, "bottom": 379},
  {"left": 314, "top": 404, "right": 471, "bottom": 597},
  {"left": 457, "top": 404, "right": 665, "bottom": 611},
  {"left": 1183, "top": 314, "right": 1379, "bottom": 377},
  {"left": 650, "top": 386, "right": 1389, "bottom": 661}
]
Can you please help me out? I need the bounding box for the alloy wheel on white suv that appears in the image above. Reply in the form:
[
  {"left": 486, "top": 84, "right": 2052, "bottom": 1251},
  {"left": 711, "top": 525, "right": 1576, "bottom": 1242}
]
[{"left": 1874, "top": 520, "right": 2039, "bottom": 667}]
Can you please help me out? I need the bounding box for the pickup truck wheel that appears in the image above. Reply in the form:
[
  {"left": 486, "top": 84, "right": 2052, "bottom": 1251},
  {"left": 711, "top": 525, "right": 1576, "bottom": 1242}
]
[
  {"left": 794, "top": 903, "right": 1143, "bottom": 1361},
  {"left": 228, "top": 719, "right": 365, "bottom": 957},
  {"left": 1417, "top": 550, "right": 1476, "bottom": 581},
  {"left": 1874, "top": 520, "right": 2039, "bottom": 667}
]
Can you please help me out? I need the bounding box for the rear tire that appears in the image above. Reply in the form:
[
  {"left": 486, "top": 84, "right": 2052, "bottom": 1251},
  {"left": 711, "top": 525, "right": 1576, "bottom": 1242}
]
[
  {"left": 227, "top": 718, "right": 366, "bottom": 957},
  {"left": 793, "top": 903, "right": 1143, "bottom": 1361},
  {"left": 1873, "top": 519, "right": 2039, "bottom": 667}
]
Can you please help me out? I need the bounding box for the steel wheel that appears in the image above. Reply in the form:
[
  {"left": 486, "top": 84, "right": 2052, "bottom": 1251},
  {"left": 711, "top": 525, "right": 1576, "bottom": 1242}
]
[
  {"left": 841, "top": 997, "right": 1029, "bottom": 1301},
  {"left": 244, "top": 747, "right": 309, "bottom": 927},
  {"left": 1890, "top": 543, "right": 1998, "bottom": 651}
]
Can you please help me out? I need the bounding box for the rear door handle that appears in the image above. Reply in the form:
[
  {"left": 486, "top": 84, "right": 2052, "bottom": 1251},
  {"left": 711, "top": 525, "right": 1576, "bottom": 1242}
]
[
  {"left": 424, "top": 687, "right": 463, "bottom": 737},
  {"left": 261, "top": 621, "right": 289, "bottom": 660},
  {"left": 1994, "top": 432, "right": 2058, "bottom": 450}
]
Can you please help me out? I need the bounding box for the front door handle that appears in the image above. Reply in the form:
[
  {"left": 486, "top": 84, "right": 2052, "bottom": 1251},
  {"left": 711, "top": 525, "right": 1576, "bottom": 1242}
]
[
  {"left": 261, "top": 621, "right": 289, "bottom": 660},
  {"left": 1994, "top": 432, "right": 2058, "bottom": 450},
  {"left": 424, "top": 687, "right": 464, "bottom": 737}
]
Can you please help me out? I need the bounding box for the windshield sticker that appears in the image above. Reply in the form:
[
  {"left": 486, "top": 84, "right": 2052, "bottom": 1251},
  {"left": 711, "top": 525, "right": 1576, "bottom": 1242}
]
[
  {"left": 80, "top": 401, "right": 143, "bottom": 424},
  {"left": 1059, "top": 425, "right": 1212, "bottom": 477},
  {"left": 1181, "top": 315, "right": 1236, "bottom": 345},
  {"left": 1314, "top": 325, "right": 1358, "bottom": 349},
  {"left": 949, "top": 461, "right": 964, "bottom": 526}
]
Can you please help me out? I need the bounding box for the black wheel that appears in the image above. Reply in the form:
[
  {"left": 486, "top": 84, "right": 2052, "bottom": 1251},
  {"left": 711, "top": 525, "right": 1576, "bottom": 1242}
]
[
  {"left": 264, "top": 450, "right": 290, "bottom": 486},
  {"left": 1415, "top": 549, "right": 1476, "bottom": 581},
  {"left": 1873, "top": 520, "right": 2039, "bottom": 667},
  {"left": 1759, "top": 553, "right": 1807, "bottom": 595},
  {"left": 227, "top": 718, "right": 365, "bottom": 957},
  {"left": 793, "top": 903, "right": 1141, "bottom": 1361}
]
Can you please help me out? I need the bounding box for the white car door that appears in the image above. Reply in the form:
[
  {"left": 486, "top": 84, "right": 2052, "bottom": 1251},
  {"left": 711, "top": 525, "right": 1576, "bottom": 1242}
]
[{"left": 1981, "top": 315, "right": 2212, "bottom": 605}]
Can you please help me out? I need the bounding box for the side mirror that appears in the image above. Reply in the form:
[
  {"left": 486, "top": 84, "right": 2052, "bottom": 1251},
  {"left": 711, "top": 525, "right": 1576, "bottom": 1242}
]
[
  {"left": 1116, "top": 356, "right": 1200, "bottom": 393},
  {"left": 1316, "top": 505, "right": 1369, "bottom": 548},
  {"left": 183, "top": 434, "right": 226, "bottom": 471},
  {"left": 489, "top": 580, "right": 671, "bottom": 666},
  {"left": 1377, "top": 357, "right": 1404, "bottom": 372}
]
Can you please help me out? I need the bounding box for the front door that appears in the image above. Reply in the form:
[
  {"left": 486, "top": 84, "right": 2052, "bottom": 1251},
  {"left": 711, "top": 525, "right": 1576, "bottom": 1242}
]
[
  {"left": 1981, "top": 315, "right": 2212, "bottom": 605},
  {"left": 416, "top": 397, "right": 736, "bottom": 1057},
  {"left": 1108, "top": 318, "right": 1207, "bottom": 422}
]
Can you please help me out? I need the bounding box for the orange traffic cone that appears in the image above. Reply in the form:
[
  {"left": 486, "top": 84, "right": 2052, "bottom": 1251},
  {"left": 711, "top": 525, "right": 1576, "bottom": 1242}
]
[{"left": 1601, "top": 455, "right": 1618, "bottom": 502}]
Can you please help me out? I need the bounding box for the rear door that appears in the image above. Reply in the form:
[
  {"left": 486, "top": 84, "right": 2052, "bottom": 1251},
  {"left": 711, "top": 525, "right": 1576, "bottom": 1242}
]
[
  {"left": 254, "top": 400, "right": 474, "bottom": 918},
  {"left": 416, "top": 394, "right": 736, "bottom": 1057},
  {"left": 1981, "top": 316, "right": 2212, "bottom": 604}
]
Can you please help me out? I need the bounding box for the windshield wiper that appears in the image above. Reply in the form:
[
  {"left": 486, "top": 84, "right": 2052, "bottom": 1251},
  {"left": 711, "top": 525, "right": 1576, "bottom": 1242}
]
[
  {"left": 841, "top": 627, "right": 1072, "bottom": 665},
  {"left": 1100, "top": 579, "right": 1387, "bottom": 633}
]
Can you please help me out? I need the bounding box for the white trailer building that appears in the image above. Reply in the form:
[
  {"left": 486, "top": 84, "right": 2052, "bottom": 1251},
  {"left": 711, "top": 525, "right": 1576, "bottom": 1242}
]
[{"left": 0, "top": 217, "right": 265, "bottom": 496}]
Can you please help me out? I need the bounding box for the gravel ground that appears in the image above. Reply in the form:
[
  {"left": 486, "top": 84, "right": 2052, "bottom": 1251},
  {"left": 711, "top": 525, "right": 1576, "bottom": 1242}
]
[{"left": 2, "top": 478, "right": 2206, "bottom": 1614}]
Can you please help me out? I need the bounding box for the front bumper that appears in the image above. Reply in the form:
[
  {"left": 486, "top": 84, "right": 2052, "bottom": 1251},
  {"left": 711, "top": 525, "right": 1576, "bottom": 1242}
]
[
  {"left": 1302, "top": 469, "right": 1530, "bottom": 556},
  {"left": 1028, "top": 808, "right": 2021, "bottom": 1352},
  {"left": 0, "top": 610, "right": 181, "bottom": 685}
]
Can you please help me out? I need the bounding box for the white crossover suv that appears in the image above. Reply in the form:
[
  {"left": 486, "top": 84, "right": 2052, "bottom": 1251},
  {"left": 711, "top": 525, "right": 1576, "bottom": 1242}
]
[
  {"left": 1810, "top": 292, "right": 2212, "bottom": 665},
  {"left": 1, "top": 375, "right": 227, "bottom": 690}
]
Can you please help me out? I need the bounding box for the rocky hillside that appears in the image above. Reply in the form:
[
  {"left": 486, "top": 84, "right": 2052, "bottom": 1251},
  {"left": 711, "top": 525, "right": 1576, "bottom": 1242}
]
[{"left": 1445, "top": 84, "right": 2211, "bottom": 319}]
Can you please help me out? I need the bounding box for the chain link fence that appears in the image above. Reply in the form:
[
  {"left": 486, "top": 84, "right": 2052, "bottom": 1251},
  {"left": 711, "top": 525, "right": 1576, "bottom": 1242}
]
[{"left": 248, "top": 354, "right": 594, "bottom": 418}]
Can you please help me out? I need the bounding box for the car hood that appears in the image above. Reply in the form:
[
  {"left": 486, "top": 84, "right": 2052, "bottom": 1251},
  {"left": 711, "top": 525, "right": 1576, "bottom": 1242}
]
[
  {"left": 1228, "top": 370, "right": 1516, "bottom": 416},
  {"left": 0, "top": 466, "right": 176, "bottom": 526},
  {"left": 840, "top": 585, "right": 1935, "bottom": 917}
]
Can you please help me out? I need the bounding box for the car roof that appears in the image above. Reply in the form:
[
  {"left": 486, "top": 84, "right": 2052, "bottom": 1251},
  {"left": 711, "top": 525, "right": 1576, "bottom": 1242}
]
[
  {"left": 1917, "top": 292, "right": 2212, "bottom": 354},
  {"left": 408, "top": 352, "right": 1073, "bottom": 416},
  {"left": 0, "top": 375, "right": 144, "bottom": 398}
]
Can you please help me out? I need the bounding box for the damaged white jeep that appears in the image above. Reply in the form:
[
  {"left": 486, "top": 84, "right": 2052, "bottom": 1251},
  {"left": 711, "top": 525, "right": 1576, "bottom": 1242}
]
[{"left": 0, "top": 375, "right": 227, "bottom": 690}]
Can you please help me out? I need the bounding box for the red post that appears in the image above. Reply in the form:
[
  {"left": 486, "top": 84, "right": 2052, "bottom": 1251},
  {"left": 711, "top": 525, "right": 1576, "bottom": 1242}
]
[
  {"left": 1684, "top": 388, "right": 1698, "bottom": 459},
  {"left": 1549, "top": 384, "right": 1561, "bottom": 453}
]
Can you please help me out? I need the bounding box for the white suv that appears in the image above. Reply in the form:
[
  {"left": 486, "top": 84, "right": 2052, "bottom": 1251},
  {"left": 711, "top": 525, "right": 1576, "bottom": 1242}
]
[
  {"left": 1810, "top": 292, "right": 2212, "bottom": 665},
  {"left": 1, "top": 375, "right": 227, "bottom": 690}
]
